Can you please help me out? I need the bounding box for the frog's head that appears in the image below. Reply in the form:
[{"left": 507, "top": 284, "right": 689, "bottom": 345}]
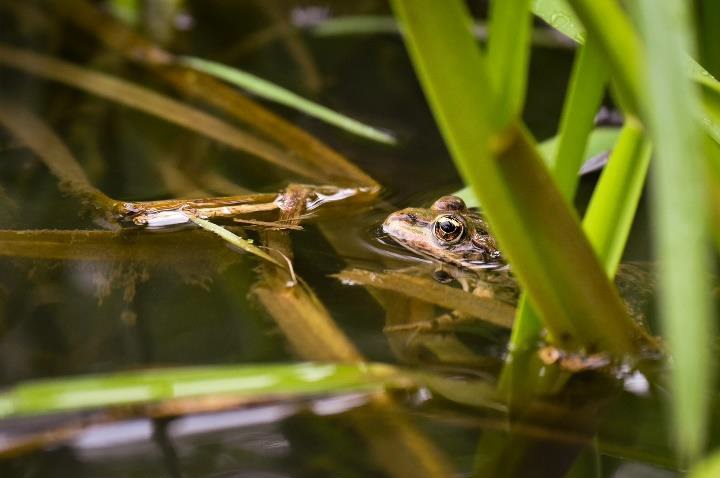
[{"left": 381, "top": 195, "right": 504, "bottom": 270}]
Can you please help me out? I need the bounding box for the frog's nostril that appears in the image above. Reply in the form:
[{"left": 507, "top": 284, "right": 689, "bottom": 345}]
[{"left": 406, "top": 213, "right": 417, "bottom": 224}]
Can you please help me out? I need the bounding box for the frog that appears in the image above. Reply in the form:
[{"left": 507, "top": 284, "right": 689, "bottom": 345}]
[
  {"left": 381, "top": 195, "right": 504, "bottom": 273},
  {"left": 381, "top": 195, "right": 656, "bottom": 370},
  {"left": 381, "top": 195, "right": 518, "bottom": 302}
]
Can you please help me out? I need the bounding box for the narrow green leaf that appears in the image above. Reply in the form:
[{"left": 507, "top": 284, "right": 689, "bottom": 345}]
[
  {"left": 708, "top": 136, "right": 720, "bottom": 254},
  {"left": 0, "top": 363, "right": 396, "bottom": 418},
  {"left": 545, "top": 37, "right": 608, "bottom": 196},
  {"left": 189, "top": 216, "right": 283, "bottom": 267},
  {"left": 487, "top": 0, "right": 533, "bottom": 126},
  {"left": 179, "top": 56, "right": 397, "bottom": 145},
  {"left": 634, "top": 0, "right": 715, "bottom": 462},
  {"left": 701, "top": 79, "right": 720, "bottom": 145},
  {"left": 582, "top": 120, "right": 650, "bottom": 274}
]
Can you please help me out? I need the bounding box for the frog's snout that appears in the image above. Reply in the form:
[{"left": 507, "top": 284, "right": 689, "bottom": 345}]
[{"left": 381, "top": 211, "right": 413, "bottom": 236}]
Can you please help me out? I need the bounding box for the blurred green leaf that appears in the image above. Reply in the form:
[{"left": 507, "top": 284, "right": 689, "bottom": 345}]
[
  {"left": 689, "top": 448, "right": 720, "bottom": 478},
  {"left": 633, "top": 0, "right": 714, "bottom": 462},
  {"left": 179, "top": 56, "right": 397, "bottom": 145},
  {"left": 310, "top": 15, "right": 400, "bottom": 36},
  {"left": 0, "top": 363, "right": 395, "bottom": 418}
]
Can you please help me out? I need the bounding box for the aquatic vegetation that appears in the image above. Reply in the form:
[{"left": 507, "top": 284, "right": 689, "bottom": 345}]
[{"left": 1, "top": 0, "right": 719, "bottom": 476}]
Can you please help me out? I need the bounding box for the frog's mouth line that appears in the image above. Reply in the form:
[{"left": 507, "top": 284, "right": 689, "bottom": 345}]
[{"left": 380, "top": 228, "right": 508, "bottom": 271}]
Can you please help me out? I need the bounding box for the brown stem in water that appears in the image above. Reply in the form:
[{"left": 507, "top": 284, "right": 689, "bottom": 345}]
[
  {"left": 0, "top": 44, "right": 312, "bottom": 179},
  {"left": 0, "top": 99, "right": 118, "bottom": 215}
]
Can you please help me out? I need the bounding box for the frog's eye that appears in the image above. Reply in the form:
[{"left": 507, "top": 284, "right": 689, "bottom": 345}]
[{"left": 433, "top": 215, "right": 465, "bottom": 244}]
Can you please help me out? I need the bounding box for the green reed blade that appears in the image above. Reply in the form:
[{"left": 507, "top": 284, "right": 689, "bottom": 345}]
[
  {"left": 582, "top": 120, "right": 651, "bottom": 274},
  {"left": 0, "top": 363, "right": 395, "bottom": 418},
  {"left": 633, "top": 0, "right": 715, "bottom": 462},
  {"left": 701, "top": 80, "right": 720, "bottom": 145},
  {"left": 179, "top": 56, "right": 396, "bottom": 145},
  {"left": 487, "top": 0, "right": 533, "bottom": 127},
  {"left": 544, "top": 37, "right": 608, "bottom": 196},
  {"left": 709, "top": 138, "right": 720, "bottom": 254},
  {"left": 501, "top": 38, "right": 610, "bottom": 399}
]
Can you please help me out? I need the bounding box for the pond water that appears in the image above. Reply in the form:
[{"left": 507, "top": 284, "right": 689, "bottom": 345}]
[{"left": 0, "top": 1, "right": 713, "bottom": 477}]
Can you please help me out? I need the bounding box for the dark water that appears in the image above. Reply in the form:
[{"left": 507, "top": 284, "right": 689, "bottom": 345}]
[{"left": 0, "top": 1, "right": 706, "bottom": 477}]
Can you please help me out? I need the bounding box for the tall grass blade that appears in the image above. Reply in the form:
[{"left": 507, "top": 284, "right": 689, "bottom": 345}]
[
  {"left": 633, "top": 0, "right": 715, "bottom": 462},
  {"left": 487, "top": 0, "right": 533, "bottom": 126},
  {"left": 582, "top": 119, "right": 651, "bottom": 274},
  {"left": 701, "top": 80, "right": 720, "bottom": 145},
  {"left": 544, "top": 37, "right": 608, "bottom": 196},
  {"left": 179, "top": 56, "right": 397, "bottom": 145},
  {"left": 708, "top": 138, "right": 720, "bottom": 253},
  {"left": 501, "top": 37, "right": 610, "bottom": 398}
]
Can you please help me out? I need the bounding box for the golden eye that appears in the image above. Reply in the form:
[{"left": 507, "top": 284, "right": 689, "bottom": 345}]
[{"left": 433, "top": 215, "right": 465, "bottom": 244}]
